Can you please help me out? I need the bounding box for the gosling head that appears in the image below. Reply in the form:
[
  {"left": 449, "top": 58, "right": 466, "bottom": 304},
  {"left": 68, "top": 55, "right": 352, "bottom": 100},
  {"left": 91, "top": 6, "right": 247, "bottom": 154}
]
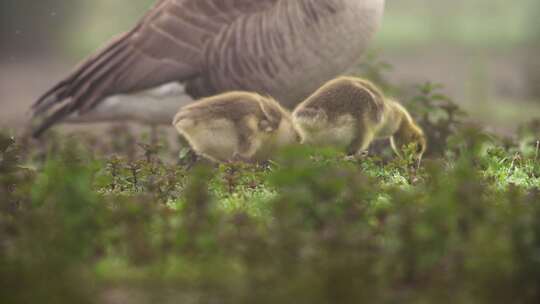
[
  {"left": 266, "top": 112, "right": 303, "bottom": 146},
  {"left": 390, "top": 121, "right": 427, "bottom": 161},
  {"left": 292, "top": 107, "right": 330, "bottom": 144}
]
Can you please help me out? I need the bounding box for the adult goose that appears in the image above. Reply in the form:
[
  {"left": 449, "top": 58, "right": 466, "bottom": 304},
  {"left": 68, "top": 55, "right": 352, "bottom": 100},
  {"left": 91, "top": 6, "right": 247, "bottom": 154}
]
[{"left": 31, "top": 0, "right": 385, "bottom": 137}]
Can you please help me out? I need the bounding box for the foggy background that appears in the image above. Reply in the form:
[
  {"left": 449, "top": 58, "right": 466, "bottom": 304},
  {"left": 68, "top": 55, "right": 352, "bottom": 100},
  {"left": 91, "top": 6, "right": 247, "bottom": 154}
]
[{"left": 1, "top": 0, "right": 539, "bottom": 135}]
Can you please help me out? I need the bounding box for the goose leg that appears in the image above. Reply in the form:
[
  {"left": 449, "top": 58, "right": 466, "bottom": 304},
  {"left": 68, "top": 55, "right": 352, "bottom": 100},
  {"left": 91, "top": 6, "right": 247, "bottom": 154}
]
[{"left": 346, "top": 121, "right": 374, "bottom": 157}]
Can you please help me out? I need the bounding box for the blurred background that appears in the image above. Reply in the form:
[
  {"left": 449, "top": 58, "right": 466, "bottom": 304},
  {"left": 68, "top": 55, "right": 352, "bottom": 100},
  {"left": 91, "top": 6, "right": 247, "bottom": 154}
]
[{"left": 1, "top": 0, "right": 539, "bottom": 135}]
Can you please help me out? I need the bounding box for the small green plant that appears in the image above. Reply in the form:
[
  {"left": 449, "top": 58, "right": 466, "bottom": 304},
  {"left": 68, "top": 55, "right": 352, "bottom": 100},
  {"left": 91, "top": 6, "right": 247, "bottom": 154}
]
[
  {"left": 406, "top": 82, "right": 468, "bottom": 156},
  {"left": 2, "top": 127, "right": 540, "bottom": 303}
]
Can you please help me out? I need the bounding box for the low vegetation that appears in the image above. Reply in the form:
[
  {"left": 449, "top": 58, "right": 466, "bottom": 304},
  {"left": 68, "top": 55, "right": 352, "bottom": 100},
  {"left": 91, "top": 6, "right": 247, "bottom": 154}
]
[{"left": 2, "top": 79, "right": 540, "bottom": 303}]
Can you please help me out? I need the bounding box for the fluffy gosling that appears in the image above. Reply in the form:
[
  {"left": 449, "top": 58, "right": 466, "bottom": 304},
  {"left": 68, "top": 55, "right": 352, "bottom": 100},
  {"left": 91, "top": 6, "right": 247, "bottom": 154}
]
[
  {"left": 173, "top": 91, "right": 301, "bottom": 163},
  {"left": 293, "top": 76, "right": 426, "bottom": 159}
]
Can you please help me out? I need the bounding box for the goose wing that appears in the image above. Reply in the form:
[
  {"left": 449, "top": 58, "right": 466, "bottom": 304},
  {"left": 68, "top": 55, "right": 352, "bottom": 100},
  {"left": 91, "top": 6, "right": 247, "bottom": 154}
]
[{"left": 31, "top": 0, "right": 278, "bottom": 137}]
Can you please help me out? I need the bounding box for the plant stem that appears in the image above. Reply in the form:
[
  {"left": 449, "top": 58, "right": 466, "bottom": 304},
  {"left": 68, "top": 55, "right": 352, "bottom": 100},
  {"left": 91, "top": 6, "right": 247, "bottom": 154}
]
[{"left": 534, "top": 140, "right": 540, "bottom": 161}]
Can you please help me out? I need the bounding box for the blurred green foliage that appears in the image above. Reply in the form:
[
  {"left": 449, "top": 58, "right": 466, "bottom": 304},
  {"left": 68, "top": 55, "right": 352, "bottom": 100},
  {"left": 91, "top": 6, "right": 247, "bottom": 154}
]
[
  {"left": 2, "top": 100, "right": 540, "bottom": 303},
  {"left": 376, "top": 0, "right": 539, "bottom": 50}
]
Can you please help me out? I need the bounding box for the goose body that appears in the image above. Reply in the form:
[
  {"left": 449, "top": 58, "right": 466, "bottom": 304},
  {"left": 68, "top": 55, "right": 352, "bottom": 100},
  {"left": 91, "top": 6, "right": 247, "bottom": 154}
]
[{"left": 32, "top": 0, "right": 385, "bottom": 137}]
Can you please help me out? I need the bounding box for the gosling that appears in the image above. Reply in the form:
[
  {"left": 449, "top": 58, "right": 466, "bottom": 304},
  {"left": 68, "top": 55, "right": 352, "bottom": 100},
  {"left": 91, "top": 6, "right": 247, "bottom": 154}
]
[
  {"left": 173, "top": 91, "right": 301, "bottom": 163},
  {"left": 292, "top": 76, "right": 427, "bottom": 159}
]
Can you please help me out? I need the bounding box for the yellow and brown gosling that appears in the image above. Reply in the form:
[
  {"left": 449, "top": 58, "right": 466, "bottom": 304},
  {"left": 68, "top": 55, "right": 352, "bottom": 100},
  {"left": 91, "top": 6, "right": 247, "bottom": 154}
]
[
  {"left": 293, "top": 76, "right": 426, "bottom": 159},
  {"left": 173, "top": 91, "right": 301, "bottom": 163}
]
